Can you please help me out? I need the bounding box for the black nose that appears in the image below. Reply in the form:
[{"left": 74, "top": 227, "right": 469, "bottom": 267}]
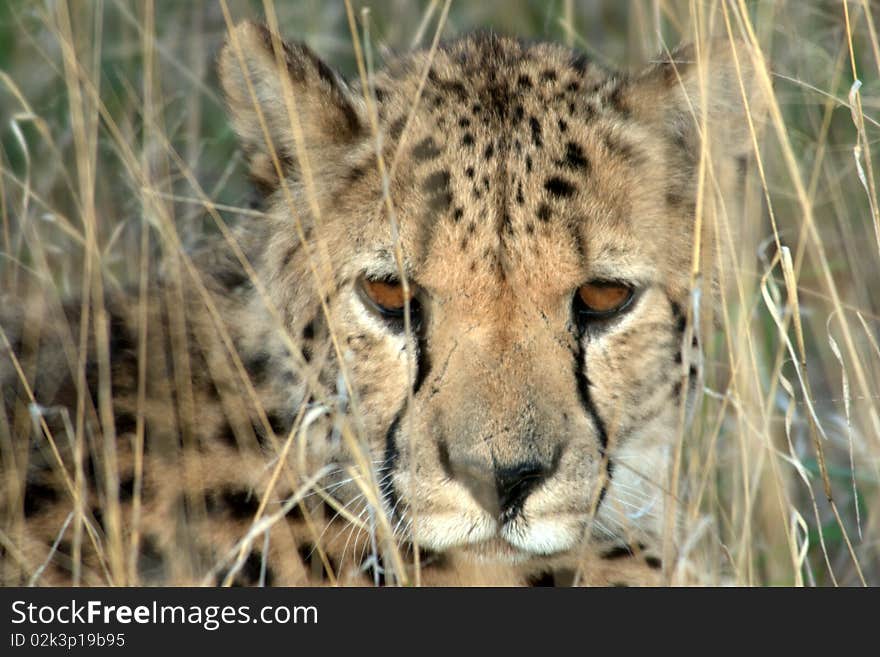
[{"left": 495, "top": 462, "right": 548, "bottom": 519}]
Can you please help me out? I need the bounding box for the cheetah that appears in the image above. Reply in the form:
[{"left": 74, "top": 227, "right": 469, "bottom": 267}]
[{"left": 0, "top": 22, "right": 761, "bottom": 586}]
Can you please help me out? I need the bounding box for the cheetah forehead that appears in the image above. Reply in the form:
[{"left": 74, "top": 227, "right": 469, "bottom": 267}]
[{"left": 338, "top": 33, "right": 681, "bottom": 295}]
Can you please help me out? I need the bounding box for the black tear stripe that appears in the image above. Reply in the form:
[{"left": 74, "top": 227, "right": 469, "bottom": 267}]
[
  {"left": 411, "top": 326, "right": 432, "bottom": 396},
  {"left": 381, "top": 325, "right": 430, "bottom": 521},
  {"left": 381, "top": 410, "right": 404, "bottom": 522},
  {"left": 572, "top": 340, "right": 613, "bottom": 511}
]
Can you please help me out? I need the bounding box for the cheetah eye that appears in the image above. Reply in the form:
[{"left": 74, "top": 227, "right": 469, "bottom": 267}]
[
  {"left": 358, "top": 275, "right": 419, "bottom": 320},
  {"left": 573, "top": 281, "right": 635, "bottom": 322}
]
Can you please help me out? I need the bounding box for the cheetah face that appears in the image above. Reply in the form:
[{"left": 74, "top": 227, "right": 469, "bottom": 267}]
[{"left": 221, "top": 24, "right": 758, "bottom": 564}]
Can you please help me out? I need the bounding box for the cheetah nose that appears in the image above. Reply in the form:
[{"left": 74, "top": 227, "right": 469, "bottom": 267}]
[
  {"left": 495, "top": 462, "right": 549, "bottom": 520},
  {"left": 443, "top": 454, "right": 550, "bottom": 519},
  {"left": 440, "top": 441, "right": 562, "bottom": 519}
]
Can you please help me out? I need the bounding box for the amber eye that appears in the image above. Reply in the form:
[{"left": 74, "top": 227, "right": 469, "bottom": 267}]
[
  {"left": 359, "top": 276, "right": 418, "bottom": 319},
  {"left": 574, "top": 281, "right": 635, "bottom": 320}
]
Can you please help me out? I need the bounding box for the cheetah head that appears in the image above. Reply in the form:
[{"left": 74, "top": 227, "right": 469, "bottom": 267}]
[{"left": 218, "top": 22, "right": 761, "bottom": 567}]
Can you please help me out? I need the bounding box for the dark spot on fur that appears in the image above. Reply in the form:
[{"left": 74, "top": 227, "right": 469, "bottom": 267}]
[
  {"left": 484, "top": 143, "right": 494, "bottom": 160},
  {"left": 525, "top": 155, "right": 533, "bottom": 172},
  {"left": 423, "top": 170, "right": 453, "bottom": 213},
  {"left": 423, "top": 170, "right": 451, "bottom": 194},
  {"left": 558, "top": 118, "right": 568, "bottom": 132},
  {"left": 666, "top": 190, "right": 685, "bottom": 208},
  {"left": 527, "top": 571, "right": 555, "bottom": 586},
  {"left": 516, "top": 182, "right": 525, "bottom": 205},
  {"left": 218, "top": 421, "right": 239, "bottom": 448},
  {"left": 389, "top": 116, "right": 406, "bottom": 140},
  {"left": 529, "top": 117, "right": 543, "bottom": 147},
  {"left": 119, "top": 475, "right": 136, "bottom": 502},
  {"left": 412, "top": 136, "right": 442, "bottom": 161},
  {"left": 137, "top": 534, "right": 166, "bottom": 582},
  {"left": 108, "top": 311, "right": 135, "bottom": 357},
  {"left": 297, "top": 542, "right": 337, "bottom": 581},
  {"left": 606, "top": 82, "right": 630, "bottom": 117},
  {"left": 603, "top": 131, "right": 641, "bottom": 164},
  {"left": 541, "top": 69, "right": 558, "bottom": 83},
  {"left": 446, "top": 80, "right": 468, "bottom": 100},
  {"left": 462, "top": 133, "right": 474, "bottom": 147},
  {"left": 220, "top": 487, "right": 260, "bottom": 520},
  {"left": 286, "top": 502, "right": 305, "bottom": 521},
  {"left": 453, "top": 207, "right": 464, "bottom": 222},
  {"left": 601, "top": 545, "right": 634, "bottom": 560},
  {"left": 246, "top": 351, "right": 270, "bottom": 384},
  {"left": 320, "top": 500, "right": 339, "bottom": 520},
  {"left": 571, "top": 53, "right": 590, "bottom": 73},
  {"left": 675, "top": 314, "right": 687, "bottom": 334},
  {"left": 537, "top": 203, "right": 552, "bottom": 222},
  {"left": 517, "top": 74, "right": 533, "bottom": 89},
  {"left": 344, "top": 165, "right": 366, "bottom": 186},
  {"left": 251, "top": 412, "right": 282, "bottom": 447},
  {"left": 558, "top": 142, "right": 590, "bottom": 171},
  {"left": 458, "top": 117, "right": 470, "bottom": 128},
  {"left": 219, "top": 551, "right": 271, "bottom": 587},
  {"left": 465, "top": 166, "right": 475, "bottom": 179},
  {"left": 214, "top": 267, "right": 249, "bottom": 290},
  {"left": 23, "top": 481, "right": 59, "bottom": 517},
  {"left": 90, "top": 507, "right": 105, "bottom": 532},
  {"left": 116, "top": 412, "right": 137, "bottom": 435},
  {"left": 281, "top": 246, "right": 299, "bottom": 269},
  {"left": 544, "top": 176, "right": 576, "bottom": 198},
  {"left": 266, "top": 411, "right": 291, "bottom": 438}
]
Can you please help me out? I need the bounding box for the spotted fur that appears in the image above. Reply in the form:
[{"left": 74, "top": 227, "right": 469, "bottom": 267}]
[{"left": 0, "top": 23, "right": 761, "bottom": 586}]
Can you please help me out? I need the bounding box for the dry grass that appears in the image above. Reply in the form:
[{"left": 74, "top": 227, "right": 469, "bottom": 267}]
[{"left": 1, "top": 0, "right": 878, "bottom": 586}]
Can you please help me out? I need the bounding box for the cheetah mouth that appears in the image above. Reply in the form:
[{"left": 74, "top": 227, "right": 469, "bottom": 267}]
[{"left": 410, "top": 511, "right": 583, "bottom": 561}]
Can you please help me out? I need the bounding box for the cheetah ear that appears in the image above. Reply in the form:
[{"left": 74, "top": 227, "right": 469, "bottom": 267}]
[
  {"left": 622, "top": 38, "right": 767, "bottom": 160},
  {"left": 219, "top": 21, "right": 365, "bottom": 191}
]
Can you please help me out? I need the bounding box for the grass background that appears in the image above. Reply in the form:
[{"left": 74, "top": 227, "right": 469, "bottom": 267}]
[{"left": 1, "top": 0, "right": 879, "bottom": 585}]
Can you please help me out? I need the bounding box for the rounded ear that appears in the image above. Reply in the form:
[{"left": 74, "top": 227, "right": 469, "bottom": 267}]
[
  {"left": 218, "top": 21, "right": 366, "bottom": 191},
  {"left": 621, "top": 38, "right": 768, "bottom": 162}
]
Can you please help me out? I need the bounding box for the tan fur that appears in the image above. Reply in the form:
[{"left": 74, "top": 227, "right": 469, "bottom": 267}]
[{"left": 0, "top": 23, "right": 760, "bottom": 586}]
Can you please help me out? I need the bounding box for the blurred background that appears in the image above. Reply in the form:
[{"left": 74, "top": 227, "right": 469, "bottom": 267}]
[{"left": 1, "top": 1, "right": 878, "bottom": 585}]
